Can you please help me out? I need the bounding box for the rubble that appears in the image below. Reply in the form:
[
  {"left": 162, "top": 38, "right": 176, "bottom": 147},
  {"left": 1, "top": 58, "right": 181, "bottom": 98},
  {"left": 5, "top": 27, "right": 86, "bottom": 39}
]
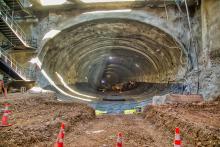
[{"left": 152, "top": 94, "right": 203, "bottom": 105}]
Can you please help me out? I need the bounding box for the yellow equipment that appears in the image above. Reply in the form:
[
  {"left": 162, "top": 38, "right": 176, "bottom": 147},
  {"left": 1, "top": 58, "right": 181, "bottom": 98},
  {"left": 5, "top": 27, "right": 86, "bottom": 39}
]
[
  {"left": 95, "top": 110, "right": 107, "bottom": 115},
  {"left": 124, "top": 109, "right": 136, "bottom": 114}
]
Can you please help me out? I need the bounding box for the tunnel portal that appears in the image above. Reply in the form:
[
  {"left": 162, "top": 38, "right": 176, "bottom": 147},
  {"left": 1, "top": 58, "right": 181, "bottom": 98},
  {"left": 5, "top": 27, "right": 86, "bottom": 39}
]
[{"left": 39, "top": 17, "right": 188, "bottom": 101}]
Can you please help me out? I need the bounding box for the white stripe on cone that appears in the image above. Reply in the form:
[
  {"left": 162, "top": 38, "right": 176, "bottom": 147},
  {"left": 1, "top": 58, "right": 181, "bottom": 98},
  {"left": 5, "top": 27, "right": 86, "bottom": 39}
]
[{"left": 175, "top": 134, "right": 180, "bottom": 140}]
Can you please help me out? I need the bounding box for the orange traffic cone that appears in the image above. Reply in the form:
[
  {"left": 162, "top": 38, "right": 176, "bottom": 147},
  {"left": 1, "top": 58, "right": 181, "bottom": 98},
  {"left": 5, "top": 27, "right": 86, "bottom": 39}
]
[
  {"left": 54, "top": 123, "right": 65, "bottom": 147},
  {"left": 0, "top": 110, "right": 12, "bottom": 127},
  {"left": 174, "top": 127, "right": 181, "bottom": 147},
  {"left": 116, "top": 132, "right": 123, "bottom": 147}
]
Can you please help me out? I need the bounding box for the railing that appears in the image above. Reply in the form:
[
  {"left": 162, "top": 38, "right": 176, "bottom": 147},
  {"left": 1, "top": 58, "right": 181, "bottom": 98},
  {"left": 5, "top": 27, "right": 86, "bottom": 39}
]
[
  {"left": 0, "top": 40, "right": 13, "bottom": 50},
  {"left": 0, "top": 48, "right": 31, "bottom": 81},
  {"left": 0, "top": 4, "right": 27, "bottom": 44},
  {"left": 0, "top": 3, "right": 37, "bottom": 48},
  {"left": 27, "top": 38, "right": 38, "bottom": 48},
  {"left": 18, "top": 0, "right": 32, "bottom": 8}
]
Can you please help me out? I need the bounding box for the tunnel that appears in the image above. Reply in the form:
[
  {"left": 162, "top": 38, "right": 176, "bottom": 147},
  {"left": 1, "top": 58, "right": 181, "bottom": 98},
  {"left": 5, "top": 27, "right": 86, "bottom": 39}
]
[{"left": 38, "top": 11, "right": 188, "bottom": 102}]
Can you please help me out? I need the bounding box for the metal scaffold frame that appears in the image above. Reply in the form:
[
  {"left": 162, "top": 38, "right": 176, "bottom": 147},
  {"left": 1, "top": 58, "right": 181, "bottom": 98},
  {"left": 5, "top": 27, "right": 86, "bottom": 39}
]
[
  {"left": 0, "top": 1, "right": 37, "bottom": 49},
  {"left": 0, "top": 48, "right": 33, "bottom": 81},
  {"left": 0, "top": 4, "right": 28, "bottom": 47}
]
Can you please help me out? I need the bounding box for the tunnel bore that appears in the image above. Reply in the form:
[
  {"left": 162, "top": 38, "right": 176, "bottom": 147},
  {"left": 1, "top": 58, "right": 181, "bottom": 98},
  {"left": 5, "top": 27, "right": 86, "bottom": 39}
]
[{"left": 39, "top": 18, "right": 188, "bottom": 101}]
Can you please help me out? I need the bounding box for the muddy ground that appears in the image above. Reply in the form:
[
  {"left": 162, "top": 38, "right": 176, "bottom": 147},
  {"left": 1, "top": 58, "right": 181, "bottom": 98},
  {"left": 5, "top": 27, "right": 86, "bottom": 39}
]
[{"left": 0, "top": 93, "right": 220, "bottom": 147}]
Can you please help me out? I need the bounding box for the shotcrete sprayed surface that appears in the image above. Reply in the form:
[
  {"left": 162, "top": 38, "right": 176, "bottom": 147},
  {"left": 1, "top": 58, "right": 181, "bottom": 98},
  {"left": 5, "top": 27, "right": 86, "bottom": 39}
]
[{"left": 0, "top": 93, "right": 219, "bottom": 147}]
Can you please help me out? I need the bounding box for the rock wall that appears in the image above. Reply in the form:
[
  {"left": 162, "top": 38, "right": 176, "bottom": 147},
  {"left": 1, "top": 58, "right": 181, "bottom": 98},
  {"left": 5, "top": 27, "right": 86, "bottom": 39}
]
[{"left": 199, "top": 0, "right": 220, "bottom": 100}]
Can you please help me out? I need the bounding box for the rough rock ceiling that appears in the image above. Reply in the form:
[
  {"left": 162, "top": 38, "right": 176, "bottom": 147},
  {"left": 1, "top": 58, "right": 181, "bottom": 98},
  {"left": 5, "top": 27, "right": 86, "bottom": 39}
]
[{"left": 39, "top": 18, "right": 187, "bottom": 101}]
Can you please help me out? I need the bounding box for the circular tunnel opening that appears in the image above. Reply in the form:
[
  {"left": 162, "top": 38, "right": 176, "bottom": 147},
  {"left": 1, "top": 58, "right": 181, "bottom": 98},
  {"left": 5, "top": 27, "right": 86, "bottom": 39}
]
[
  {"left": 39, "top": 18, "right": 188, "bottom": 101},
  {"left": 86, "top": 49, "right": 155, "bottom": 92}
]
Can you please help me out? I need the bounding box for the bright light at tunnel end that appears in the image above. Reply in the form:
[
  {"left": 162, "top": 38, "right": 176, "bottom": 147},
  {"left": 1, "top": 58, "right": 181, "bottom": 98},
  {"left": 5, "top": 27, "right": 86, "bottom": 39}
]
[{"left": 109, "top": 56, "right": 113, "bottom": 60}]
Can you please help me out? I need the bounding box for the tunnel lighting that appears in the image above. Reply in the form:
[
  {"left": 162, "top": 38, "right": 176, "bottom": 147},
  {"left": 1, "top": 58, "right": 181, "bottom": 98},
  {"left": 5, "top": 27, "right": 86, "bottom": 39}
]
[
  {"left": 29, "top": 57, "right": 42, "bottom": 68},
  {"left": 29, "top": 87, "right": 49, "bottom": 93},
  {"left": 42, "top": 30, "right": 60, "bottom": 40},
  {"left": 41, "top": 70, "right": 92, "bottom": 102},
  {"left": 55, "top": 72, "right": 96, "bottom": 99},
  {"left": 84, "top": 9, "right": 131, "bottom": 14},
  {"left": 81, "top": 0, "right": 139, "bottom": 3},
  {"left": 106, "top": 75, "right": 111, "bottom": 78},
  {"left": 40, "top": 0, "right": 67, "bottom": 6},
  {"left": 29, "top": 58, "right": 37, "bottom": 64},
  {"left": 109, "top": 56, "right": 113, "bottom": 60},
  {"left": 101, "top": 80, "right": 105, "bottom": 84},
  {"left": 135, "top": 64, "right": 140, "bottom": 68}
]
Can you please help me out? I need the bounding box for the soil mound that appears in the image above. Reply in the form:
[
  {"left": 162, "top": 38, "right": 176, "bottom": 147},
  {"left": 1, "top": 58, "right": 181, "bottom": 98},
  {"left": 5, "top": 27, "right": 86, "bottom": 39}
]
[
  {"left": 143, "top": 101, "right": 220, "bottom": 146},
  {"left": 0, "top": 93, "right": 95, "bottom": 147}
]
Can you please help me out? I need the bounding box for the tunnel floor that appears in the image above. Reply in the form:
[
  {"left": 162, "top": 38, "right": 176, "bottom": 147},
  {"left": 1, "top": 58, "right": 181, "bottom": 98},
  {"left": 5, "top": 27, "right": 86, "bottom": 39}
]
[
  {"left": 48, "top": 82, "right": 185, "bottom": 114},
  {"left": 0, "top": 93, "right": 219, "bottom": 146},
  {"left": 51, "top": 82, "right": 184, "bottom": 102}
]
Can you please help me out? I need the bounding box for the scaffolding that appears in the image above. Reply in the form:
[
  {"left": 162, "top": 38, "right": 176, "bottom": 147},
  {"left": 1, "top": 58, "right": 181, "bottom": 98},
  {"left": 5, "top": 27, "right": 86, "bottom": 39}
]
[
  {"left": 0, "top": 48, "right": 34, "bottom": 81},
  {"left": 0, "top": 0, "right": 37, "bottom": 49}
]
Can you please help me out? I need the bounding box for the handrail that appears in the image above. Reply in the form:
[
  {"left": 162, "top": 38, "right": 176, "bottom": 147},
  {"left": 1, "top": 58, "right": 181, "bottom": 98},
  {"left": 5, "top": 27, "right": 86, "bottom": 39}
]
[
  {"left": 0, "top": 3, "right": 37, "bottom": 48},
  {"left": 0, "top": 40, "right": 13, "bottom": 49},
  {"left": 0, "top": 4, "right": 27, "bottom": 44},
  {"left": 18, "top": 0, "right": 32, "bottom": 8},
  {"left": 0, "top": 48, "right": 31, "bottom": 81}
]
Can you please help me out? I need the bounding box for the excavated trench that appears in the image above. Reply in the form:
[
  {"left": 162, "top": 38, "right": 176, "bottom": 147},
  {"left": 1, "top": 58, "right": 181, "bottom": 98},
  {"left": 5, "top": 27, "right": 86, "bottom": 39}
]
[{"left": 38, "top": 14, "right": 188, "bottom": 103}]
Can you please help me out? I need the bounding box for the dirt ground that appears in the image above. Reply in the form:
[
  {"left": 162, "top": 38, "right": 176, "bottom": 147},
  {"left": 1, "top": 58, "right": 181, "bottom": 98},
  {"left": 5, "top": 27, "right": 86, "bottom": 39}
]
[
  {"left": 143, "top": 100, "right": 220, "bottom": 147},
  {"left": 0, "top": 93, "right": 220, "bottom": 147},
  {"left": 0, "top": 93, "right": 95, "bottom": 147}
]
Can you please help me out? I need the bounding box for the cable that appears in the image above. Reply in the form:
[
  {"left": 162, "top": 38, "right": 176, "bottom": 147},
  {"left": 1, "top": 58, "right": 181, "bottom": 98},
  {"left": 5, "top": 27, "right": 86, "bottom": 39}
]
[
  {"left": 184, "top": 0, "right": 192, "bottom": 34},
  {"left": 164, "top": 0, "right": 169, "bottom": 20},
  {"left": 175, "top": 0, "right": 183, "bottom": 14}
]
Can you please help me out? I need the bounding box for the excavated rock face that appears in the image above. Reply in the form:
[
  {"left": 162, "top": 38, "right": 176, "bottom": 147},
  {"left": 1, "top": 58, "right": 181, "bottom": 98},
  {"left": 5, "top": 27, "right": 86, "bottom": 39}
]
[
  {"left": 38, "top": 11, "right": 189, "bottom": 101},
  {"left": 143, "top": 102, "right": 220, "bottom": 146},
  {"left": 199, "top": 0, "right": 220, "bottom": 100}
]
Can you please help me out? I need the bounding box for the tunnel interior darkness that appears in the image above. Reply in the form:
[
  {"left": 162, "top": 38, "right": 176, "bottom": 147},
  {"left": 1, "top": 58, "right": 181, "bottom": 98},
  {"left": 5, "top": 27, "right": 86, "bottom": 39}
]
[{"left": 39, "top": 18, "right": 188, "bottom": 101}]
